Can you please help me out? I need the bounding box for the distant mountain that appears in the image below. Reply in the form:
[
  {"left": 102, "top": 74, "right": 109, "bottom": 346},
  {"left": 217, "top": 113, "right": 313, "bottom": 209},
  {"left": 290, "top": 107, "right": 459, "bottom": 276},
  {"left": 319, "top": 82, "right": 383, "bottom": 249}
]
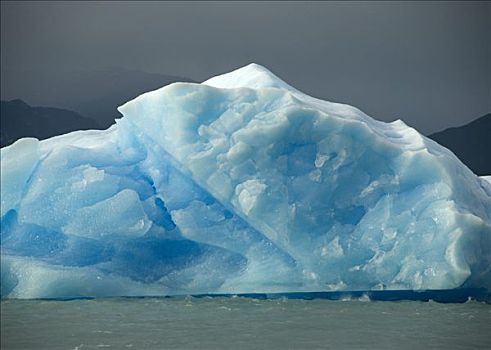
[
  {"left": 1, "top": 99, "right": 101, "bottom": 148},
  {"left": 428, "top": 113, "right": 491, "bottom": 176},
  {"left": 1, "top": 68, "right": 195, "bottom": 128}
]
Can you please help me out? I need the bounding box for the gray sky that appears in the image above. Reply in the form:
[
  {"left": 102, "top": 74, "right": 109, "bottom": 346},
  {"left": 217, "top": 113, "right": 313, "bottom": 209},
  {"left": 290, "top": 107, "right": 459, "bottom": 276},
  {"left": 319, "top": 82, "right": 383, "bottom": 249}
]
[{"left": 1, "top": 1, "right": 490, "bottom": 134}]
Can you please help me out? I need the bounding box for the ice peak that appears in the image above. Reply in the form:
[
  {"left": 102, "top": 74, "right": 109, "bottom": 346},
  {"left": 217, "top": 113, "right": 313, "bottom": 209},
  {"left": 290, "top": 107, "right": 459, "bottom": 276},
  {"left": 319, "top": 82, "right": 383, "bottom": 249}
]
[{"left": 203, "top": 63, "right": 298, "bottom": 92}]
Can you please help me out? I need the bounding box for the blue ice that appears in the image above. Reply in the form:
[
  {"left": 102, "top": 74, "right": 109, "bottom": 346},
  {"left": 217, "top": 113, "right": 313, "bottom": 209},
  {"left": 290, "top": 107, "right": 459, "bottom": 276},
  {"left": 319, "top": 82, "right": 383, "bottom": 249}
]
[{"left": 1, "top": 64, "right": 490, "bottom": 298}]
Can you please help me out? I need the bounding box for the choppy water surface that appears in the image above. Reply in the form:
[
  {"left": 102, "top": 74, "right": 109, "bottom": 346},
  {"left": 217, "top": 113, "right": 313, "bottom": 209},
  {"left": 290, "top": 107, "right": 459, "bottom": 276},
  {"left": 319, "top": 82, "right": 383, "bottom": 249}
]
[{"left": 1, "top": 297, "right": 490, "bottom": 349}]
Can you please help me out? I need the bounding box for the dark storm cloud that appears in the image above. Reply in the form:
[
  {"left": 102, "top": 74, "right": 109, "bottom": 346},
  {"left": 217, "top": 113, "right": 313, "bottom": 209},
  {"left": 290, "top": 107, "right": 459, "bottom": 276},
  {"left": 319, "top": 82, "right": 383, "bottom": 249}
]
[{"left": 1, "top": 1, "right": 490, "bottom": 133}]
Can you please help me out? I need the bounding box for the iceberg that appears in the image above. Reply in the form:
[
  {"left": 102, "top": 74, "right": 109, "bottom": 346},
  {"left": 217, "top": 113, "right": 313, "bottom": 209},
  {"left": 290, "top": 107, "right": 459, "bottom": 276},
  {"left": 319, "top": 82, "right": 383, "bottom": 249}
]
[{"left": 1, "top": 64, "right": 490, "bottom": 299}]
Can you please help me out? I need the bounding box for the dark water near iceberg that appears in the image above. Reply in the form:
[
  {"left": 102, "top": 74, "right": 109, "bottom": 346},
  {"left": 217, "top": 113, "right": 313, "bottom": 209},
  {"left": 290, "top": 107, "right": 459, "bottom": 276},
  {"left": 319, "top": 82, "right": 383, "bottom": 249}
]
[{"left": 1, "top": 297, "right": 490, "bottom": 350}]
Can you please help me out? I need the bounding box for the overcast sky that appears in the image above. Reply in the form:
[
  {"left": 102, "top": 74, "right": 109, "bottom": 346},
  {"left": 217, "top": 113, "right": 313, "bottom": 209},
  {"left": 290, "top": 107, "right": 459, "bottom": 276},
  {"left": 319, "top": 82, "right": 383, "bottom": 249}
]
[{"left": 1, "top": 1, "right": 490, "bottom": 134}]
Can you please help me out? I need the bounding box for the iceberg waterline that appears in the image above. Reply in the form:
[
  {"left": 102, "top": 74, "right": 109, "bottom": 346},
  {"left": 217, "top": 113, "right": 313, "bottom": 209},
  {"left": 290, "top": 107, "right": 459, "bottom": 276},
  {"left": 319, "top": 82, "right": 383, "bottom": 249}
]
[{"left": 1, "top": 64, "right": 490, "bottom": 299}]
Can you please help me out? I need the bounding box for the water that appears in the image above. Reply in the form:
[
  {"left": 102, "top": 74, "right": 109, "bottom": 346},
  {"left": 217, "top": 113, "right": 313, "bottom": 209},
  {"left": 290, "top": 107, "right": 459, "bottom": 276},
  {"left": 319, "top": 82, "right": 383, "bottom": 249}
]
[{"left": 1, "top": 297, "right": 490, "bottom": 349}]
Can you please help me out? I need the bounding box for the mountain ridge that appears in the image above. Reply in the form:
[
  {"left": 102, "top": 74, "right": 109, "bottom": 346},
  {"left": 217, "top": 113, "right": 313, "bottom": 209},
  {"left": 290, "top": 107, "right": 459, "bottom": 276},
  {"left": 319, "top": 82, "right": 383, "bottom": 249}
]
[
  {"left": 0, "top": 99, "right": 101, "bottom": 147},
  {"left": 1, "top": 68, "right": 195, "bottom": 127},
  {"left": 428, "top": 113, "right": 491, "bottom": 176}
]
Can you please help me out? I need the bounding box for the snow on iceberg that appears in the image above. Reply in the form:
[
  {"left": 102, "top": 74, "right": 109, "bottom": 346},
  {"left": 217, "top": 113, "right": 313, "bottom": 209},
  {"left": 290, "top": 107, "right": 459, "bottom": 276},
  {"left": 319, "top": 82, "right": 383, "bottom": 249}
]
[{"left": 1, "top": 64, "right": 490, "bottom": 299}]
